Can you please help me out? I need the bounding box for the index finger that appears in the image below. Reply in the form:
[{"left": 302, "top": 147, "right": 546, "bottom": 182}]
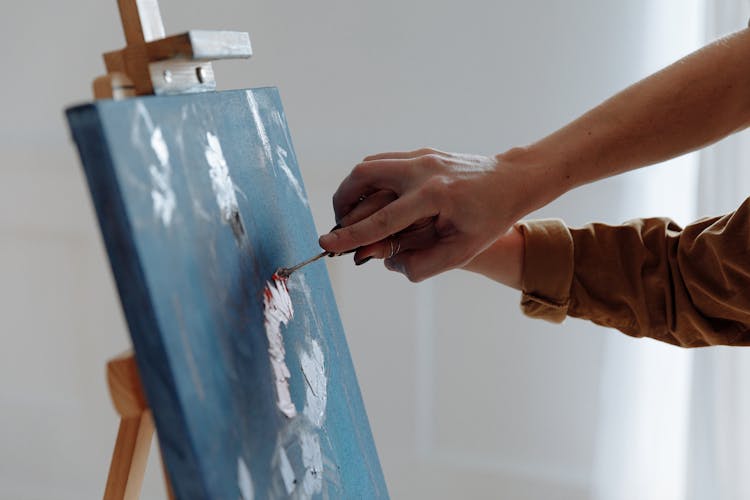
[{"left": 320, "top": 192, "right": 437, "bottom": 253}]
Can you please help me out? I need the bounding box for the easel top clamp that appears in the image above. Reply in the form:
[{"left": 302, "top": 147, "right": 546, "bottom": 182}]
[
  {"left": 94, "top": 0, "right": 252, "bottom": 99},
  {"left": 96, "top": 1, "right": 251, "bottom": 498}
]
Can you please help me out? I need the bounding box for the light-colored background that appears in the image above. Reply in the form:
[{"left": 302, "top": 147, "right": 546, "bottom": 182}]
[{"left": 3, "top": 0, "right": 750, "bottom": 499}]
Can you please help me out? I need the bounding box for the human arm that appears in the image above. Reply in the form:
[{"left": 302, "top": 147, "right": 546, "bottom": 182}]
[
  {"left": 465, "top": 198, "right": 750, "bottom": 347},
  {"left": 320, "top": 28, "right": 750, "bottom": 282}
]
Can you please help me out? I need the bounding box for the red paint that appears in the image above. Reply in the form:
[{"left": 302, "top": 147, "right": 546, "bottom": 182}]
[{"left": 264, "top": 272, "right": 288, "bottom": 300}]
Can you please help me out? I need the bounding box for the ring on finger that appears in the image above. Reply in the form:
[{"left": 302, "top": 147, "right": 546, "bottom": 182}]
[{"left": 388, "top": 237, "right": 401, "bottom": 259}]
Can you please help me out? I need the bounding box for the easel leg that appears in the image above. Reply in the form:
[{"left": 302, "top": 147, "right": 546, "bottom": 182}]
[
  {"left": 104, "top": 411, "right": 154, "bottom": 500},
  {"left": 103, "top": 352, "right": 173, "bottom": 499}
]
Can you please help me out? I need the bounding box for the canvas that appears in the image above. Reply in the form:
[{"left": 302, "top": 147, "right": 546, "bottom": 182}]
[{"left": 66, "top": 87, "right": 388, "bottom": 499}]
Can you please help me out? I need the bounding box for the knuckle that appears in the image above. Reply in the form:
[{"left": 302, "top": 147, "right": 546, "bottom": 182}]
[
  {"left": 371, "top": 208, "right": 391, "bottom": 230},
  {"left": 421, "top": 153, "right": 440, "bottom": 167},
  {"left": 423, "top": 176, "right": 451, "bottom": 202},
  {"left": 383, "top": 257, "right": 397, "bottom": 272},
  {"left": 384, "top": 257, "right": 420, "bottom": 281},
  {"left": 394, "top": 255, "right": 422, "bottom": 282},
  {"left": 405, "top": 269, "right": 423, "bottom": 283},
  {"left": 331, "top": 192, "right": 351, "bottom": 218},
  {"left": 350, "top": 162, "right": 369, "bottom": 180},
  {"left": 420, "top": 153, "right": 449, "bottom": 171}
]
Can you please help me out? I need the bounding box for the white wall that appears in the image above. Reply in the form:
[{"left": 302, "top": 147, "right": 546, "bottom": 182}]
[{"left": 0, "top": 1, "right": 698, "bottom": 498}]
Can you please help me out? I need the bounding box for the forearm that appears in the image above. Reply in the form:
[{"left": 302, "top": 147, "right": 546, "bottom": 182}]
[
  {"left": 510, "top": 28, "right": 750, "bottom": 210},
  {"left": 515, "top": 199, "right": 750, "bottom": 347}
]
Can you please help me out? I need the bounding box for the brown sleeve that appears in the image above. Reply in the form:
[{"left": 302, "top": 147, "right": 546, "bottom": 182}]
[{"left": 515, "top": 197, "right": 750, "bottom": 347}]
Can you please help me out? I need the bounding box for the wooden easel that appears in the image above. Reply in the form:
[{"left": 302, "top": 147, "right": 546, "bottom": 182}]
[
  {"left": 95, "top": 1, "right": 251, "bottom": 497},
  {"left": 103, "top": 352, "right": 174, "bottom": 499}
]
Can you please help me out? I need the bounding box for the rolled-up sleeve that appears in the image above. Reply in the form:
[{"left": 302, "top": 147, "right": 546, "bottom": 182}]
[
  {"left": 516, "top": 219, "right": 574, "bottom": 323},
  {"left": 516, "top": 197, "right": 750, "bottom": 347}
]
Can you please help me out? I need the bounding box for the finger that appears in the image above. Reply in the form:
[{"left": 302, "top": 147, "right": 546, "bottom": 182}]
[
  {"left": 384, "top": 240, "right": 472, "bottom": 282},
  {"left": 339, "top": 190, "right": 397, "bottom": 227},
  {"left": 332, "top": 158, "right": 420, "bottom": 221},
  {"left": 320, "top": 192, "right": 437, "bottom": 253},
  {"left": 353, "top": 220, "right": 438, "bottom": 263},
  {"left": 362, "top": 148, "right": 444, "bottom": 162}
]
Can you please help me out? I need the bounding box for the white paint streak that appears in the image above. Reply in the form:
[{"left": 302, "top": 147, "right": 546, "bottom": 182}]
[
  {"left": 288, "top": 274, "right": 320, "bottom": 331},
  {"left": 204, "top": 132, "right": 240, "bottom": 222},
  {"left": 299, "top": 430, "right": 324, "bottom": 496},
  {"left": 289, "top": 273, "right": 328, "bottom": 428},
  {"left": 276, "top": 146, "right": 308, "bottom": 206},
  {"left": 237, "top": 457, "right": 254, "bottom": 500},
  {"left": 268, "top": 271, "right": 330, "bottom": 498},
  {"left": 245, "top": 91, "right": 273, "bottom": 162},
  {"left": 263, "top": 277, "right": 297, "bottom": 418},
  {"left": 279, "top": 448, "right": 296, "bottom": 495},
  {"left": 300, "top": 340, "right": 327, "bottom": 428},
  {"left": 148, "top": 127, "right": 176, "bottom": 226},
  {"left": 151, "top": 127, "right": 169, "bottom": 166}
]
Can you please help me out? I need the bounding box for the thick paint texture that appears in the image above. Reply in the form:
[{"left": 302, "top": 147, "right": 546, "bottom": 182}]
[
  {"left": 66, "top": 88, "right": 388, "bottom": 499},
  {"left": 263, "top": 274, "right": 296, "bottom": 418}
]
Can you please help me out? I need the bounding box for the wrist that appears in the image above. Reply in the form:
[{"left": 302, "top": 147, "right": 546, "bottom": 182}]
[
  {"left": 495, "top": 145, "right": 573, "bottom": 218},
  {"left": 462, "top": 226, "right": 524, "bottom": 289}
]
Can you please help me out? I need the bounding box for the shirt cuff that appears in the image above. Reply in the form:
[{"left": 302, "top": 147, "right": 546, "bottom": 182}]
[{"left": 515, "top": 219, "right": 574, "bottom": 323}]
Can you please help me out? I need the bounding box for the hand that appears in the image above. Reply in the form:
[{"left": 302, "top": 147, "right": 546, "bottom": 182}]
[{"left": 319, "top": 148, "right": 541, "bottom": 281}]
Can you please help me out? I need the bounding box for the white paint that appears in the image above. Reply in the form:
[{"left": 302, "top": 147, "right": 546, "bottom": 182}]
[
  {"left": 132, "top": 103, "right": 177, "bottom": 227},
  {"left": 151, "top": 127, "right": 169, "bottom": 167},
  {"left": 148, "top": 127, "right": 176, "bottom": 226},
  {"left": 300, "top": 339, "right": 327, "bottom": 428},
  {"left": 267, "top": 270, "right": 330, "bottom": 499},
  {"left": 245, "top": 91, "right": 273, "bottom": 162},
  {"left": 204, "top": 132, "right": 240, "bottom": 223},
  {"left": 237, "top": 457, "right": 254, "bottom": 500},
  {"left": 279, "top": 447, "right": 296, "bottom": 495},
  {"left": 288, "top": 273, "right": 323, "bottom": 338},
  {"left": 263, "top": 277, "right": 297, "bottom": 418},
  {"left": 275, "top": 146, "right": 308, "bottom": 206},
  {"left": 245, "top": 92, "right": 308, "bottom": 207},
  {"left": 273, "top": 425, "right": 326, "bottom": 500},
  {"left": 299, "top": 430, "right": 324, "bottom": 497}
]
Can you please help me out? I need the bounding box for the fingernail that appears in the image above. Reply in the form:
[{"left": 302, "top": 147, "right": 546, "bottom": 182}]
[
  {"left": 355, "top": 256, "right": 373, "bottom": 266},
  {"left": 319, "top": 232, "right": 338, "bottom": 246}
]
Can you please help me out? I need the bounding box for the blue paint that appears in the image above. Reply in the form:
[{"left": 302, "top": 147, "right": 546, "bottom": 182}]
[{"left": 66, "top": 88, "right": 388, "bottom": 499}]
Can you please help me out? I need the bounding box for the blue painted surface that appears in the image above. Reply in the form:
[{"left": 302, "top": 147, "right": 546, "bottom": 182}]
[{"left": 66, "top": 88, "right": 388, "bottom": 499}]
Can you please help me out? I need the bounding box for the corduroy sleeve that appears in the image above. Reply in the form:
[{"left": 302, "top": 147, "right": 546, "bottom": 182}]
[{"left": 515, "top": 197, "right": 750, "bottom": 347}]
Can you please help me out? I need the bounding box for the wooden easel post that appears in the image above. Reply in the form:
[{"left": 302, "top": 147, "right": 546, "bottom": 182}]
[
  {"left": 93, "top": 1, "right": 252, "bottom": 497},
  {"left": 103, "top": 352, "right": 174, "bottom": 499}
]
